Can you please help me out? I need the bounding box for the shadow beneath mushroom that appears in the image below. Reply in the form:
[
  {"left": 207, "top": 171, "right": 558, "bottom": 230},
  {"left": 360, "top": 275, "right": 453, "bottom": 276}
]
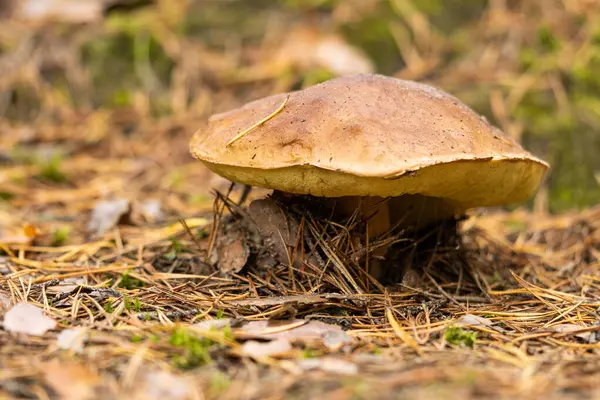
[{"left": 209, "top": 189, "right": 499, "bottom": 296}]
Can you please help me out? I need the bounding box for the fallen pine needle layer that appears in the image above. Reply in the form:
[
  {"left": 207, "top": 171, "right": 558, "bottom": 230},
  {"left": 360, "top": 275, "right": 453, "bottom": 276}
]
[
  {"left": 0, "top": 2, "right": 599, "bottom": 394},
  {"left": 1, "top": 170, "right": 600, "bottom": 399}
]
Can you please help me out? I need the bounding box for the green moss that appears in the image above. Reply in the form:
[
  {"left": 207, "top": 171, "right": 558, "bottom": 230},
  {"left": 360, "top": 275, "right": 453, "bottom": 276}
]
[
  {"left": 133, "top": 298, "right": 143, "bottom": 312},
  {"left": 131, "top": 334, "right": 143, "bottom": 343},
  {"left": 537, "top": 25, "right": 561, "bottom": 52},
  {"left": 445, "top": 326, "right": 476, "bottom": 348},
  {"left": 104, "top": 300, "right": 114, "bottom": 313},
  {"left": 0, "top": 192, "right": 14, "bottom": 201},
  {"left": 52, "top": 226, "right": 72, "bottom": 247},
  {"left": 118, "top": 270, "right": 145, "bottom": 289},
  {"left": 301, "top": 349, "right": 317, "bottom": 358},
  {"left": 164, "top": 238, "right": 184, "bottom": 261},
  {"left": 37, "top": 154, "right": 68, "bottom": 184},
  {"left": 169, "top": 327, "right": 214, "bottom": 369}
]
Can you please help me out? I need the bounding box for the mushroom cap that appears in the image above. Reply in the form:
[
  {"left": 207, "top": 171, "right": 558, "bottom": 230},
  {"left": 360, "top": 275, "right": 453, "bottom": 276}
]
[{"left": 190, "top": 74, "right": 549, "bottom": 209}]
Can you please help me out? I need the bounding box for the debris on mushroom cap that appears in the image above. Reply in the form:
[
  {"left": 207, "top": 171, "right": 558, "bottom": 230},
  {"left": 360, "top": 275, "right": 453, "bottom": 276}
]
[{"left": 190, "top": 74, "right": 549, "bottom": 208}]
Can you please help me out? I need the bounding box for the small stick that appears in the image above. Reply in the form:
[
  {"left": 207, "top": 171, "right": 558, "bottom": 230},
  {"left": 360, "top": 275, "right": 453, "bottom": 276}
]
[
  {"left": 237, "top": 185, "right": 252, "bottom": 206},
  {"left": 226, "top": 95, "right": 290, "bottom": 147}
]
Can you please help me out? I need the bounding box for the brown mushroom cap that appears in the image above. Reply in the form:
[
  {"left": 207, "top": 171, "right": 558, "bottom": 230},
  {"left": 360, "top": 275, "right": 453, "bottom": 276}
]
[{"left": 190, "top": 74, "right": 549, "bottom": 210}]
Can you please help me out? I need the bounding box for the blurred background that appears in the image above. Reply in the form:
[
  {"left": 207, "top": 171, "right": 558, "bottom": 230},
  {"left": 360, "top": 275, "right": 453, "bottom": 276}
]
[{"left": 0, "top": 0, "right": 599, "bottom": 213}]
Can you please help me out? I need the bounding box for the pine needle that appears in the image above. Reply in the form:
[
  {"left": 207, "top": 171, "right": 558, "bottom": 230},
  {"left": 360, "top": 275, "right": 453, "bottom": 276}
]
[{"left": 226, "top": 95, "right": 290, "bottom": 147}]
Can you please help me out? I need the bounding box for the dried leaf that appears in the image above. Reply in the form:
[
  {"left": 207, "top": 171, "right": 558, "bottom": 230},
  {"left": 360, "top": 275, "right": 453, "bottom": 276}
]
[
  {"left": 248, "top": 198, "right": 299, "bottom": 266},
  {"left": 88, "top": 198, "right": 130, "bottom": 237},
  {"left": 3, "top": 303, "right": 57, "bottom": 336},
  {"left": 241, "top": 338, "right": 292, "bottom": 358},
  {"left": 57, "top": 328, "right": 88, "bottom": 353},
  {"left": 217, "top": 224, "right": 249, "bottom": 275},
  {"left": 455, "top": 314, "right": 494, "bottom": 328},
  {"left": 46, "top": 277, "right": 87, "bottom": 294},
  {"left": 545, "top": 323, "right": 584, "bottom": 333},
  {"left": 545, "top": 323, "right": 596, "bottom": 343},
  {"left": 235, "top": 319, "right": 353, "bottom": 348},
  {"left": 132, "top": 199, "right": 163, "bottom": 223},
  {"left": 230, "top": 294, "right": 328, "bottom": 307}
]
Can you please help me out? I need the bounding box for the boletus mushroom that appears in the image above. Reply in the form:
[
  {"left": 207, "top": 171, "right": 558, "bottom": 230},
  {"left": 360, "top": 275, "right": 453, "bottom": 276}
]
[{"left": 190, "top": 74, "right": 549, "bottom": 278}]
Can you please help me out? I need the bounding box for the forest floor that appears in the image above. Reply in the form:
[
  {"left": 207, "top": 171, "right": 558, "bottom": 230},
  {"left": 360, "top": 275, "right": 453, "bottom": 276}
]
[
  {"left": 1, "top": 113, "right": 600, "bottom": 399},
  {"left": 1, "top": 1, "right": 600, "bottom": 398}
]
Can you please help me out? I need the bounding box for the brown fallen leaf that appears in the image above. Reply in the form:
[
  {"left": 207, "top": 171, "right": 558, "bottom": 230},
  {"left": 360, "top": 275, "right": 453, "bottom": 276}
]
[
  {"left": 217, "top": 222, "right": 249, "bottom": 275},
  {"left": 248, "top": 198, "right": 321, "bottom": 268},
  {"left": 3, "top": 302, "right": 57, "bottom": 336},
  {"left": 248, "top": 198, "right": 301, "bottom": 267}
]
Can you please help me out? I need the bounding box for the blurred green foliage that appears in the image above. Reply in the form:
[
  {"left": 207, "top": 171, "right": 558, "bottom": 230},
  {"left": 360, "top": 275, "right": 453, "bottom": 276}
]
[
  {"left": 445, "top": 326, "right": 477, "bottom": 348},
  {"left": 2, "top": 0, "right": 599, "bottom": 211}
]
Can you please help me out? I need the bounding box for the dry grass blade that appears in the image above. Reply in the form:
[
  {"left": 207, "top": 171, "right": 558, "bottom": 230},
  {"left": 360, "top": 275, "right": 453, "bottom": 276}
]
[{"left": 225, "top": 95, "right": 290, "bottom": 147}]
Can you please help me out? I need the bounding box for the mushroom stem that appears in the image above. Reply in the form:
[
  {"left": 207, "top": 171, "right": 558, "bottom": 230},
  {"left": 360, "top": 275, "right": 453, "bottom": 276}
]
[
  {"left": 333, "top": 195, "right": 458, "bottom": 236},
  {"left": 270, "top": 191, "right": 459, "bottom": 281},
  {"left": 332, "top": 196, "right": 391, "bottom": 239},
  {"left": 387, "top": 195, "right": 459, "bottom": 230},
  {"left": 332, "top": 194, "right": 459, "bottom": 280},
  {"left": 332, "top": 196, "right": 391, "bottom": 280}
]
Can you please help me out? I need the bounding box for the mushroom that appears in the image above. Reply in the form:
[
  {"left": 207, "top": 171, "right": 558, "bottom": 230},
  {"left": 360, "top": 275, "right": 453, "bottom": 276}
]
[{"left": 190, "top": 74, "right": 549, "bottom": 273}]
